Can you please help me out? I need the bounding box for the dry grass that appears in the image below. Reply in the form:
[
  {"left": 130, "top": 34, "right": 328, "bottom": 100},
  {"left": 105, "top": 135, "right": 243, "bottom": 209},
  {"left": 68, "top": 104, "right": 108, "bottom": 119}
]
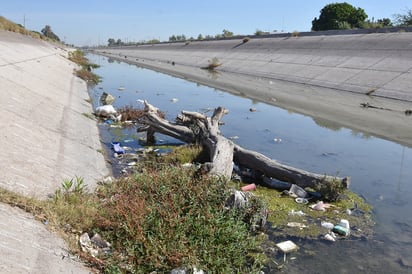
[{"left": 0, "top": 16, "right": 48, "bottom": 41}]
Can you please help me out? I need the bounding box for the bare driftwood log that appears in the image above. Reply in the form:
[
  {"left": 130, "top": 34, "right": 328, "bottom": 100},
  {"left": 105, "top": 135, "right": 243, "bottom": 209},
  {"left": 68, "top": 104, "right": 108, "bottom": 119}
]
[
  {"left": 137, "top": 101, "right": 349, "bottom": 191},
  {"left": 233, "top": 145, "right": 350, "bottom": 189},
  {"left": 138, "top": 101, "right": 234, "bottom": 177}
]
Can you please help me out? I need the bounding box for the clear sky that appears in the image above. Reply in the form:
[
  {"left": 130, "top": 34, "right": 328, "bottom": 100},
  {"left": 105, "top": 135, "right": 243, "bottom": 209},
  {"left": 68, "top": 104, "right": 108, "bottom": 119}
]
[{"left": 2, "top": 0, "right": 410, "bottom": 46}]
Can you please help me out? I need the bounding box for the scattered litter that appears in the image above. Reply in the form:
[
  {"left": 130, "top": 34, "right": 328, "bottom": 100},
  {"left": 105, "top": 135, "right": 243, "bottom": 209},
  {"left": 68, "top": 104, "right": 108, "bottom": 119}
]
[
  {"left": 241, "top": 183, "right": 256, "bottom": 191},
  {"left": 331, "top": 219, "right": 350, "bottom": 236},
  {"left": 295, "top": 197, "right": 309, "bottom": 204},
  {"left": 339, "top": 219, "right": 350, "bottom": 229},
  {"left": 249, "top": 108, "right": 257, "bottom": 112},
  {"left": 111, "top": 142, "right": 125, "bottom": 154},
  {"left": 273, "top": 138, "right": 282, "bottom": 143},
  {"left": 170, "top": 98, "right": 178, "bottom": 103},
  {"left": 332, "top": 224, "right": 350, "bottom": 236},
  {"left": 287, "top": 222, "right": 307, "bottom": 229},
  {"left": 95, "top": 105, "right": 116, "bottom": 117},
  {"left": 100, "top": 91, "right": 115, "bottom": 105},
  {"left": 181, "top": 163, "right": 193, "bottom": 168},
  {"left": 289, "top": 184, "right": 308, "bottom": 198},
  {"left": 276, "top": 240, "right": 298, "bottom": 253},
  {"left": 321, "top": 221, "right": 334, "bottom": 230},
  {"left": 288, "top": 209, "right": 306, "bottom": 216},
  {"left": 79, "top": 232, "right": 111, "bottom": 257},
  {"left": 310, "top": 201, "right": 332, "bottom": 211},
  {"left": 118, "top": 86, "right": 125, "bottom": 91},
  {"left": 324, "top": 233, "right": 336, "bottom": 242},
  {"left": 229, "top": 136, "right": 239, "bottom": 140},
  {"left": 262, "top": 176, "right": 291, "bottom": 190}
]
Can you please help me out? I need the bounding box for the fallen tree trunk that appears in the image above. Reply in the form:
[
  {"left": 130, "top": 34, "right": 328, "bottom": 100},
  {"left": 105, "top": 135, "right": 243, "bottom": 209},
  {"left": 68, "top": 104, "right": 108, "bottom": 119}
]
[
  {"left": 233, "top": 145, "right": 349, "bottom": 189},
  {"left": 137, "top": 101, "right": 349, "bottom": 192}
]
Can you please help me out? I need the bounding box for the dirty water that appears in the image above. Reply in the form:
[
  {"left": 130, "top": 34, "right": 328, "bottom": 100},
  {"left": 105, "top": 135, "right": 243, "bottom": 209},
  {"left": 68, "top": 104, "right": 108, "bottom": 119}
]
[{"left": 87, "top": 54, "right": 412, "bottom": 273}]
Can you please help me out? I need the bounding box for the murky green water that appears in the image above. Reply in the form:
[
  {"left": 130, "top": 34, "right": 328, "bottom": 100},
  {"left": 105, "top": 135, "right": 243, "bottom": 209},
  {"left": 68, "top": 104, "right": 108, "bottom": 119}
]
[{"left": 88, "top": 54, "right": 412, "bottom": 273}]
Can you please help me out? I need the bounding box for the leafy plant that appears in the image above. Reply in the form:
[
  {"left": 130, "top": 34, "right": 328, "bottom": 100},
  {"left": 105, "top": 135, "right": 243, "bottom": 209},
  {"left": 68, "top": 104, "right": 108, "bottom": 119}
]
[
  {"left": 68, "top": 50, "right": 101, "bottom": 84},
  {"left": 93, "top": 163, "right": 264, "bottom": 273},
  {"left": 312, "top": 2, "right": 368, "bottom": 31},
  {"left": 203, "top": 57, "right": 222, "bottom": 70},
  {"left": 243, "top": 37, "right": 250, "bottom": 43}
]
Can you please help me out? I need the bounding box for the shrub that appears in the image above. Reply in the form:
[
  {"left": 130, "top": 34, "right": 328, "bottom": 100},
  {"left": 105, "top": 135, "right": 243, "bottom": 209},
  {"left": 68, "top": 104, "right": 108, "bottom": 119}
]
[
  {"left": 68, "top": 50, "right": 101, "bottom": 84},
  {"left": 204, "top": 57, "right": 222, "bottom": 70},
  {"left": 243, "top": 37, "right": 250, "bottom": 43},
  {"left": 94, "top": 163, "right": 264, "bottom": 272}
]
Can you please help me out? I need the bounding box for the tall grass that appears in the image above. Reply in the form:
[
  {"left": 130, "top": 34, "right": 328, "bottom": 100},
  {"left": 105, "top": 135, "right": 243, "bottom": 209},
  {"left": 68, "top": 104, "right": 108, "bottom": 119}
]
[{"left": 68, "top": 50, "right": 101, "bottom": 84}]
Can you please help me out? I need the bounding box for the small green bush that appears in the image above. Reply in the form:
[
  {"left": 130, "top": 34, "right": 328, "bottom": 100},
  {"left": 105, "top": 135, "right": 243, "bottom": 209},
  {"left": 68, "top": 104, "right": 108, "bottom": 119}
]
[{"left": 93, "top": 164, "right": 263, "bottom": 272}]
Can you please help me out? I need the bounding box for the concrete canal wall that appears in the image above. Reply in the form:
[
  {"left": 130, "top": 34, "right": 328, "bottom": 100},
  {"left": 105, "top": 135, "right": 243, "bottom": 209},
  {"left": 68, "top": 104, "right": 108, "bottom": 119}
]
[
  {"left": 94, "top": 30, "right": 412, "bottom": 147},
  {"left": 97, "top": 30, "right": 412, "bottom": 102},
  {"left": 0, "top": 31, "right": 109, "bottom": 273}
]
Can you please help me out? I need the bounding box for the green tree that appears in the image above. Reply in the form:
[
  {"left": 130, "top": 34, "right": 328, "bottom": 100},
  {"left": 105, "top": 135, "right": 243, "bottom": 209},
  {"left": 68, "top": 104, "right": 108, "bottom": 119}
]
[
  {"left": 222, "top": 29, "right": 234, "bottom": 37},
  {"left": 312, "top": 2, "right": 368, "bottom": 31},
  {"left": 254, "top": 29, "right": 264, "bottom": 35},
  {"left": 41, "top": 25, "right": 60, "bottom": 41},
  {"left": 393, "top": 8, "right": 412, "bottom": 26},
  {"left": 197, "top": 33, "right": 203, "bottom": 40},
  {"left": 107, "top": 38, "right": 115, "bottom": 46}
]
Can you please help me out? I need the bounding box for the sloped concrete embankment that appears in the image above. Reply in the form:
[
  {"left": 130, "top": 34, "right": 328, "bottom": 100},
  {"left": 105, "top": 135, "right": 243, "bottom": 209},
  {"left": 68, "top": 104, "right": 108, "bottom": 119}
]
[
  {"left": 95, "top": 31, "right": 412, "bottom": 147},
  {"left": 0, "top": 31, "right": 109, "bottom": 273}
]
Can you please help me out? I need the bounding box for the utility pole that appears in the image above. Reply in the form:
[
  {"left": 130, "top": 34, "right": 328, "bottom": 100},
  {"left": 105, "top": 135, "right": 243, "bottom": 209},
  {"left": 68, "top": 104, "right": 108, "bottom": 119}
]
[{"left": 23, "top": 14, "right": 26, "bottom": 28}]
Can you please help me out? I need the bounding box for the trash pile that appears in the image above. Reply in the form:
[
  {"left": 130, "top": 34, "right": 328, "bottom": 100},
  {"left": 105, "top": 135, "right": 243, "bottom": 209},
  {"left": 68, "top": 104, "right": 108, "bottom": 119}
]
[
  {"left": 238, "top": 175, "right": 374, "bottom": 242},
  {"left": 94, "top": 92, "right": 121, "bottom": 122}
]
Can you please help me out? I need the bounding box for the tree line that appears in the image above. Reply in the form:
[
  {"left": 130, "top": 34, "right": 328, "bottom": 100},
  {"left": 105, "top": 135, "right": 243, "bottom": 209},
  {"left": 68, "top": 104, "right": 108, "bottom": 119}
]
[{"left": 107, "top": 3, "right": 412, "bottom": 46}]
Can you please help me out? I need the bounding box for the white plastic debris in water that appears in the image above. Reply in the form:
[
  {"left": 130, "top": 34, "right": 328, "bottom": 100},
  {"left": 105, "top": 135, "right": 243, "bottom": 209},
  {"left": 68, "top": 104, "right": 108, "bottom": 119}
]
[
  {"left": 170, "top": 98, "right": 178, "bottom": 103},
  {"left": 118, "top": 86, "right": 125, "bottom": 91},
  {"left": 276, "top": 240, "right": 298, "bottom": 253},
  {"left": 339, "top": 219, "right": 350, "bottom": 229},
  {"left": 95, "top": 105, "right": 116, "bottom": 117},
  {"left": 324, "top": 233, "right": 336, "bottom": 242},
  {"left": 321, "top": 221, "right": 334, "bottom": 230}
]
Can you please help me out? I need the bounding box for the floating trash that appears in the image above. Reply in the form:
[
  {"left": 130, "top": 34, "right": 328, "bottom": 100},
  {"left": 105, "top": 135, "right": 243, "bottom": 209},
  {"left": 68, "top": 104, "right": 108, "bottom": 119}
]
[
  {"left": 111, "top": 142, "right": 125, "bottom": 154},
  {"left": 276, "top": 240, "right": 298, "bottom": 253},
  {"left": 321, "top": 221, "right": 334, "bottom": 230},
  {"left": 324, "top": 233, "right": 336, "bottom": 242}
]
